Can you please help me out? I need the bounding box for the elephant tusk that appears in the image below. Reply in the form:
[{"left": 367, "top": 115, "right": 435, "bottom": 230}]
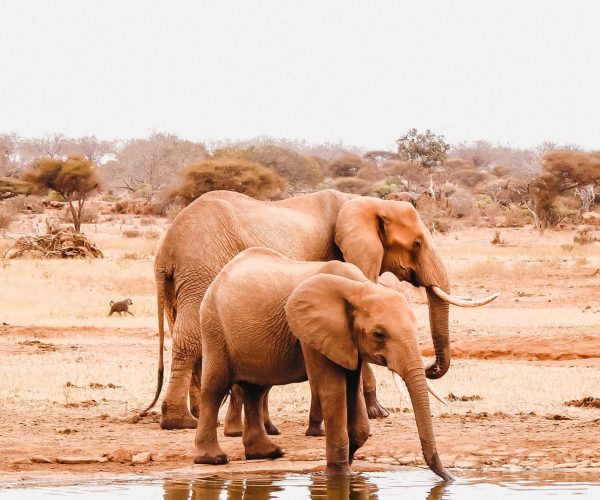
[
  {"left": 430, "top": 286, "right": 500, "bottom": 308},
  {"left": 426, "top": 380, "right": 447, "bottom": 405},
  {"left": 392, "top": 371, "right": 447, "bottom": 406}
]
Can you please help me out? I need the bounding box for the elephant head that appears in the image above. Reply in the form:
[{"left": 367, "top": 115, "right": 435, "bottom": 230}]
[
  {"left": 334, "top": 197, "right": 498, "bottom": 379},
  {"left": 285, "top": 273, "right": 453, "bottom": 481}
]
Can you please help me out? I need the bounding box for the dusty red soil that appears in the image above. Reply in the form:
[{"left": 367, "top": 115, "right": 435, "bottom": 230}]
[
  {"left": 1, "top": 324, "right": 599, "bottom": 483},
  {"left": 4, "top": 325, "right": 599, "bottom": 361}
]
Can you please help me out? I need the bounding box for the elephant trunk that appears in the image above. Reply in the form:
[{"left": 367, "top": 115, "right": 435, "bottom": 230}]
[
  {"left": 400, "top": 364, "right": 453, "bottom": 481},
  {"left": 413, "top": 247, "right": 451, "bottom": 380},
  {"left": 424, "top": 288, "right": 450, "bottom": 379}
]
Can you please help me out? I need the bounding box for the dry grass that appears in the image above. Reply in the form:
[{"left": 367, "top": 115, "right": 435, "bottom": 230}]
[
  {"left": 1, "top": 224, "right": 598, "bottom": 327},
  {"left": 0, "top": 232, "right": 159, "bottom": 326},
  {"left": 1, "top": 222, "right": 599, "bottom": 405},
  {"left": 2, "top": 332, "right": 597, "bottom": 423}
]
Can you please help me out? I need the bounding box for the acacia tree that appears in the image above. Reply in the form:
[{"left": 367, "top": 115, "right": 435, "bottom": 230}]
[
  {"left": 510, "top": 150, "right": 600, "bottom": 231},
  {"left": 23, "top": 156, "right": 100, "bottom": 232},
  {"left": 171, "top": 158, "right": 286, "bottom": 206},
  {"left": 396, "top": 128, "right": 450, "bottom": 169}
]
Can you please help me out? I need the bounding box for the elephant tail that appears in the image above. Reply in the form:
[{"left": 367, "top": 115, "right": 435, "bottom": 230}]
[{"left": 140, "top": 268, "right": 167, "bottom": 416}]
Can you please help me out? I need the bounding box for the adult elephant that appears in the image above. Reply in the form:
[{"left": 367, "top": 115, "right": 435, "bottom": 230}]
[{"left": 144, "top": 189, "right": 497, "bottom": 430}]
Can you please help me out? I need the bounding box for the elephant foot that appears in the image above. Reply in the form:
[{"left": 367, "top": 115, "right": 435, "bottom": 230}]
[
  {"left": 194, "top": 453, "right": 229, "bottom": 465},
  {"left": 305, "top": 419, "right": 325, "bottom": 437},
  {"left": 160, "top": 402, "right": 198, "bottom": 430},
  {"left": 223, "top": 422, "right": 243, "bottom": 437},
  {"left": 364, "top": 390, "right": 390, "bottom": 419},
  {"left": 325, "top": 463, "right": 352, "bottom": 476},
  {"left": 245, "top": 445, "right": 285, "bottom": 460},
  {"left": 264, "top": 419, "right": 280, "bottom": 436}
]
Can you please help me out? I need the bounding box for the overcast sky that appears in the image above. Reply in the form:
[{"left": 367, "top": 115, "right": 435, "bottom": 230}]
[{"left": 1, "top": 1, "right": 599, "bottom": 150}]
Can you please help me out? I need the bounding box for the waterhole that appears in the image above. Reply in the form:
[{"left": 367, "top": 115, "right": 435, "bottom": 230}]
[{"left": 1, "top": 470, "right": 599, "bottom": 498}]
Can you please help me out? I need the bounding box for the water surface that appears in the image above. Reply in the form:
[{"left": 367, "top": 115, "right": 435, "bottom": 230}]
[{"left": 2, "top": 470, "right": 599, "bottom": 499}]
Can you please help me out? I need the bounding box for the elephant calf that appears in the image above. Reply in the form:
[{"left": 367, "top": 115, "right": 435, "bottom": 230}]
[{"left": 194, "top": 247, "right": 453, "bottom": 480}]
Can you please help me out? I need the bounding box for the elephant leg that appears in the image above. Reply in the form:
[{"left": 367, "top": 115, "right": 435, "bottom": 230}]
[
  {"left": 223, "top": 384, "right": 244, "bottom": 437},
  {"left": 305, "top": 378, "right": 325, "bottom": 437},
  {"left": 239, "top": 382, "right": 284, "bottom": 460},
  {"left": 303, "top": 346, "right": 351, "bottom": 476},
  {"left": 193, "top": 373, "right": 229, "bottom": 464},
  {"left": 189, "top": 357, "right": 202, "bottom": 419},
  {"left": 362, "top": 363, "right": 390, "bottom": 419},
  {"left": 160, "top": 311, "right": 200, "bottom": 430},
  {"left": 262, "top": 387, "right": 280, "bottom": 436},
  {"left": 346, "top": 363, "right": 370, "bottom": 464}
]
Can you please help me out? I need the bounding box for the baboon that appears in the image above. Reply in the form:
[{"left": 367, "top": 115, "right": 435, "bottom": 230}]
[{"left": 108, "top": 298, "right": 134, "bottom": 317}]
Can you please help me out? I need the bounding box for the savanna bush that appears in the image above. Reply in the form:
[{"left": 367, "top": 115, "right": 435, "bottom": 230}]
[
  {"left": 372, "top": 180, "right": 403, "bottom": 199},
  {"left": 503, "top": 206, "right": 528, "bottom": 227},
  {"left": 447, "top": 187, "right": 473, "bottom": 218},
  {"left": 5, "top": 195, "right": 44, "bottom": 213},
  {"left": 484, "top": 203, "right": 502, "bottom": 226},
  {"left": 327, "top": 154, "right": 369, "bottom": 178},
  {"left": 332, "top": 177, "right": 373, "bottom": 196},
  {"left": 574, "top": 227, "right": 597, "bottom": 245},
  {"left": 171, "top": 158, "right": 286, "bottom": 205},
  {"left": 213, "top": 145, "right": 322, "bottom": 191},
  {"left": 62, "top": 204, "right": 99, "bottom": 224}
]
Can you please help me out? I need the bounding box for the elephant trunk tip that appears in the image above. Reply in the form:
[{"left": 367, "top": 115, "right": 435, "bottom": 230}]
[
  {"left": 428, "top": 452, "right": 455, "bottom": 482},
  {"left": 425, "top": 361, "right": 449, "bottom": 380}
]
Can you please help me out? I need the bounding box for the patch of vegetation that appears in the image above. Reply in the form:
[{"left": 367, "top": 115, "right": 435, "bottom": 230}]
[{"left": 574, "top": 227, "right": 597, "bottom": 245}]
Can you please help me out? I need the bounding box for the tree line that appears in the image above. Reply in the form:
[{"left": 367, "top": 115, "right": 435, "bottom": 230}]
[{"left": 1, "top": 130, "right": 599, "bottom": 233}]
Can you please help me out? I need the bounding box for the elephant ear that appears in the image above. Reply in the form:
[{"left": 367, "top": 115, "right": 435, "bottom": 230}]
[
  {"left": 335, "top": 197, "right": 385, "bottom": 282},
  {"left": 378, "top": 272, "right": 408, "bottom": 295},
  {"left": 285, "top": 274, "right": 363, "bottom": 370}
]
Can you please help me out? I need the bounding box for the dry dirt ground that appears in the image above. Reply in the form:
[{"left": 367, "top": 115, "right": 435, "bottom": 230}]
[{"left": 0, "top": 225, "right": 599, "bottom": 484}]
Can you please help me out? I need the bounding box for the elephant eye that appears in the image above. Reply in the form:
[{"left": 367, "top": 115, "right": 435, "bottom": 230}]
[
  {"left": 373, "top": 330, "right": 386, "bottom": 342},
  {"left": 414, "top": 240, "right": 422, "bottom": 250}
]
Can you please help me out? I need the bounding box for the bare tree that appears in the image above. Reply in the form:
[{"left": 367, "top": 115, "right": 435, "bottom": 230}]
[
  {"left": 0, "top": 133, "right": 20, "bottom": 177},
  {"left": 104, "top": 133, "right": 207, "bottom": 192},
  {"left": 64, "top": 136, "right": 115, "bottom": 164},
  {"left": 575, "top": 185, "right": 596, "bottom": 213},
  {"left": 19, "top": 133, "right": 67, "bottom": 162}
]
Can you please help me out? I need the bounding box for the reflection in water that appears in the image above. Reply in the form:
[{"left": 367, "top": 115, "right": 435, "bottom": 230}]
[
  {"left": 1, "top": 471, "right": 599, "bottom": 499},
  {"left": 163, "top": 474, "right": 379, "bottom": 499},
  {"left": 425, "top": 481, "right": 449, "bottom": 500},
  {"left": 162, "top": 474, "right": 449, "bottom": 500},
  {"left": 157, "top": 471, "right": 600, "bottom": 500},
  {"left": 309, "top": 474, "right": 379, "bottom": 499}
]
